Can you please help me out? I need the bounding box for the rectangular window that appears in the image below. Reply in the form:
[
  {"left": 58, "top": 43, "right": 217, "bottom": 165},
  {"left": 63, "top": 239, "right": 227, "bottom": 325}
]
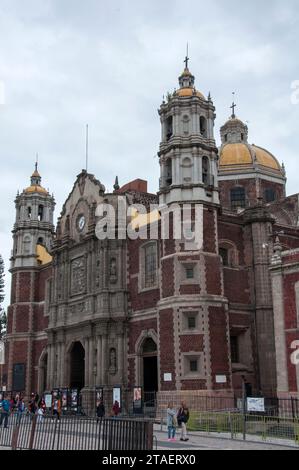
[
  {"left": 230, "top": 336, "right": 239, "bottom": 363},
  {"left": 186, "top": 267, "right": 194, "bottom": 279},
  {"left": 220, "top": 248, "right": 229, "bottom": 267},
  {"left": 12, "top": 363, "right": 25, "bottom": 391},
  {"left": 190, "top": 360, "right": 198, "bottom": 372},
  {"left": 188, "top": 316, "right": 196, "bottom": 330},
  {"left": 144, "top": 244, "right": 157, "bottom": 288},
  {"left": 231, "top": 188, "right": 246, "bottom": 210}
]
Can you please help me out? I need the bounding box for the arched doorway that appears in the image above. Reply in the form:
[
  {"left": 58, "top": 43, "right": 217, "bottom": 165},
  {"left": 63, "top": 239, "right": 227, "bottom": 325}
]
[
  {"left": 141, "top": 338, "right": 158, "bottom": 402},
  {"left": 70, "top": 342, "right": 85, "bottom": 390}
]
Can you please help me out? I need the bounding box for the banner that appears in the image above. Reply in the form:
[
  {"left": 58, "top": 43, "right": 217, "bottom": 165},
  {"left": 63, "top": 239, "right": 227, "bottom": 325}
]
[{"left": 0, "top": 340, "right": 4, "bottom": 365}]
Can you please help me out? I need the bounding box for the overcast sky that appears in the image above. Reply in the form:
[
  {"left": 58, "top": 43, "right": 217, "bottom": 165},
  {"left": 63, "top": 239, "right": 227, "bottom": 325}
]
[{"left": 0, "top": 0, "right": 299, "bottom": 307}]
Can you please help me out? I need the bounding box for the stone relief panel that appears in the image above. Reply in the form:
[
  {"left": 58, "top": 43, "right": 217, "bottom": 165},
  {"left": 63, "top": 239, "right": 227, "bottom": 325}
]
[{"left": 71, "top": 256, "right": 86, "bottom": 296}]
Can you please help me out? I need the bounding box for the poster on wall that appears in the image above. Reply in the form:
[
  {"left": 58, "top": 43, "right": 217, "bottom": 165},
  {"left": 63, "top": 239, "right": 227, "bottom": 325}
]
[
  {"left": 45, "top": 394, "right": 53, "bottom": 409},
  {"left": 71, "top": 389, "right": 78, "bottom": 410},
  {"left": 247, "top": 397, "right": 265, "bottom": 413},
  {"left": 95, "top": 388, "right": 104, "bottom": 407},
  {"left": 61, "top": 389, "right": 68, "bottom": 410},
  {"left": 113, "top": 387, "right": 121, "bottom": 409},
  {"left": 133, "top": 387, "right": 143, "bottom": 414},
  {"left": 0, "top": 340, "right": 5, "bottom": 365}
]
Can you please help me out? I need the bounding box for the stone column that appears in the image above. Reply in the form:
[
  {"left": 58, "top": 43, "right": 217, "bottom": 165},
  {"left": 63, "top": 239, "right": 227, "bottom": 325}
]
[
  {"left": 60, "top": 342, "right": 65, "bottom": 387},
  {"left": 89, "top": 337, "right": 94, "bottom": 387},
  {"left": 117, "top": 335, "right": 124, "bottom": 383},
  {"left": 96, "top": 337, "right": 102, "bottom": 386},
  {"left": 84, "top": 338, "right": 89, "bottom": 388},
  {"left": 101, "top": 335, "right": 107, "bottom": 386}
]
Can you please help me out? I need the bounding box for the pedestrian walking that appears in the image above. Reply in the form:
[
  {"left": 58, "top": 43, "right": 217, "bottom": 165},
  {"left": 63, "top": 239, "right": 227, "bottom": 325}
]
[
  {"left": 52, "top": 396, "right": 61, "bottom": 420},
  {"left": 37, "top": 405, "right": 44, "bottom": 423},
  {"left": 28, "top": 394, "right": 37, "bottom": 420},
  {"left": 166, "top": 402, "right": 177, "bottom": 441},
  {"left": 177, "top": 402, "right": 190, "bottom": 442},
  {"left": 0, "top": 395, "right": 11, "bottom": 428},
  {"left": 111, "top": 400, "right": 120, "bottom": 417},
  {"left": 16, "top": 397, "right": 25, "bottom": 425},
  {"left": 96, "top": 399, "right": 105, "bottom": 423}
]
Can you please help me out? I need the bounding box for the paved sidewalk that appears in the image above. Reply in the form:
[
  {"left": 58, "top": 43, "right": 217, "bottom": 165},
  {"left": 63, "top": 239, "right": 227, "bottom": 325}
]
[{"left": 154, "top": 426, "right": 299, "bottom": 451}]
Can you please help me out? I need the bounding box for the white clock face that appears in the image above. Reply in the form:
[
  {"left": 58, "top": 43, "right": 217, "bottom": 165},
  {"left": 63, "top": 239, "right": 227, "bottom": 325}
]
[{"left": 78, "top": 215, "right": 86, "bottom": 232}]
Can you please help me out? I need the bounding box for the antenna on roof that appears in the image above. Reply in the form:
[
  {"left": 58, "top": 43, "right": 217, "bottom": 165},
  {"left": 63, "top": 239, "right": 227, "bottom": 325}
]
[{"left": 85, "top": 124, "right": 89, "bottom": 172}]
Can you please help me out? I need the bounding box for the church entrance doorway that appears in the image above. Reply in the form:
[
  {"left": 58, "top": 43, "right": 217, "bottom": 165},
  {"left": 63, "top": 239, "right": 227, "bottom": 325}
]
[
  {"left": 70, "top": 342, "right": 85, "bottom": 391},
  {"left": 141, "top": 338, "right": 158, "bottom": 404}
]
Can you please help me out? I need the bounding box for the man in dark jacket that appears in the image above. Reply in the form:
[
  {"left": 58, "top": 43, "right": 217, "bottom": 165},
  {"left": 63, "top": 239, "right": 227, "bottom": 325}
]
[{"left": 177, "top": 402, "right": 190, "bottom": 442}]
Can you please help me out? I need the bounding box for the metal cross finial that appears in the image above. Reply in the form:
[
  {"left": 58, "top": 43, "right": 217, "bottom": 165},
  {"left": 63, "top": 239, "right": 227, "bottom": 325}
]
[
  {"left": 184, "top": 43, "right": 189, "bottom": 69},
  {"left": 230, "top": 92, "right": 237, "bottom": 118},
  {"left": 35, "top": 153, "right": 39, "bottom": 172}
]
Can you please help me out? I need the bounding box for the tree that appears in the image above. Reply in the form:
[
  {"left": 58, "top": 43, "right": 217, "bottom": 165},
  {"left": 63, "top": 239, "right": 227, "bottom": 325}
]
[{"left": 0, "top": 255, "right": 6, "bottom": 339}]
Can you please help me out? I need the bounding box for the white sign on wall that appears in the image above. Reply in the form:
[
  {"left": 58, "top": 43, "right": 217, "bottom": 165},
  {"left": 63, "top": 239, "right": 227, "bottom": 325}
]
[
  {"left": 163, "top": 373, "right": 172, "bottom": 382},
  {"left": 0, "top": 341, "right": 4, "bottom": 365},
  {"left": 247, "top": 398, "right": 265, "bottom": 413},
  {"left": 215, "top": 375, "right": 227, "bottom": 384}
]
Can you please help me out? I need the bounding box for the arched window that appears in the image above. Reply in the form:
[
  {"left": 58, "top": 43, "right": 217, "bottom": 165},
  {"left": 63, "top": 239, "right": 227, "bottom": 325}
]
[
  {"left": 165, "top": 159, "right": 172, "bottom": 187},
  {"left": 200, "top": 116, "right": 207, "bottom": 138},
  {"left": 142, "top": 243, "right": 158, "bottom": 289},
  {"left": 166, "top": 116, "right": 173, "bottom": 141},
  {"left": 231, "top": 187, "right": 246, "bottom": 210},
  {"left": 38, "top": 205, "right": 44, "bottom": 221},
  {"left": 202, "top": 156, "right": 210, "bottom": 185},
  {"left": 27, "top": 207, "right": 32, "bottom": 219},
  {"left": 219, "top": 241, "right": 239, "bottom": 267},
  {"left": 264, "top": 188, "right": 276, "bottom": 203},
  {"left": 37, "top": 237, "right": 44, "bottom": 246},
  {"left": 182, "top": 157, "right": 192, "bottom": 183}
]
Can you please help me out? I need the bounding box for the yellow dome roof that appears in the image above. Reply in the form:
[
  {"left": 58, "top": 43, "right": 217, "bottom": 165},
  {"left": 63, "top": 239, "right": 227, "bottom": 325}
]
[
  {"left": 24, "top": 185, "right": 49, "bottom": 195},
  {"left": 219, "top": 143, "right": 281, "bottom": 172},
  {"left": 175, "top": 87, "right": 205, "bottom": 99}
]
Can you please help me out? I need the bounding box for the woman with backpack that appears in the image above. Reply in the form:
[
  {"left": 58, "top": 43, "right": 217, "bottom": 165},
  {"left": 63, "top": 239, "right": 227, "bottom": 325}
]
[{"left": 177, "top": 402, "right": 190, "bottom": 442}]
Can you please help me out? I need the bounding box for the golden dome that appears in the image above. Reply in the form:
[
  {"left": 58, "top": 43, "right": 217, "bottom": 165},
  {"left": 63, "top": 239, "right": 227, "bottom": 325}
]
[
  {"left": 219, "top": 143, "right": 281, "bottom": 172},
  {"left": 175, "top": 87, "right": 205, "bottom": 99},
  {"left": 24, "top": 185, "right": 49, "bottom": 195}
]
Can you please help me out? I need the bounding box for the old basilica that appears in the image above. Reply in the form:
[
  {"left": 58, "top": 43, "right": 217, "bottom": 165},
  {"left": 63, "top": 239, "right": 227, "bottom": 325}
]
[{"left": 2, "top": 60, "right": 299, "bottom": 411}]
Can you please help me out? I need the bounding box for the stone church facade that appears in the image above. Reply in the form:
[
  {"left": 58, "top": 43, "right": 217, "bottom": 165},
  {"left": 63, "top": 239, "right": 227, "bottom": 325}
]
[{"left": 2, "top": 61, "right": 299, "bottom": 411}]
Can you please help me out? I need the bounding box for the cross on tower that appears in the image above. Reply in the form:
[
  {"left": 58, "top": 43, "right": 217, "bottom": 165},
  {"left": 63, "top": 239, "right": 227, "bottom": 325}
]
[
  {"left": 184, "top": 43, "right": 189, "bottom": 69},
  {"left": 230, "top": 93, "right": 237, "bottom": 118}
]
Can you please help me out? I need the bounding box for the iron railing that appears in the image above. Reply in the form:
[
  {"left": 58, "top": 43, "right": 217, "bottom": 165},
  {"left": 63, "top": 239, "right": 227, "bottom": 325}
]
[{"left": 0, "top": 414, "right": 153, "bottom": 451}]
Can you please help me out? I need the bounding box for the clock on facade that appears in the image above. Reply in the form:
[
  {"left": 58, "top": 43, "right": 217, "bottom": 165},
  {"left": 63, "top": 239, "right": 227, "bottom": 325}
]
[{"left": 77, "top": 215, "right": 86, "bottom": 232}]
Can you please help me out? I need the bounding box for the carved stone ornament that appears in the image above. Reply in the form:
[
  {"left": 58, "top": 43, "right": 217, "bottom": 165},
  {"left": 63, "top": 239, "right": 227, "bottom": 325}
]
[{"left": 71, "top": 257, "right": 86, "bottom": 296}]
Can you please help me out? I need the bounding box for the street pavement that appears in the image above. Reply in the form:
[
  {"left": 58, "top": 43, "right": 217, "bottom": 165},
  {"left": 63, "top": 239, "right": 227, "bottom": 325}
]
[{"left": 154, "top": 427, "right": 298, "bottom": 451}]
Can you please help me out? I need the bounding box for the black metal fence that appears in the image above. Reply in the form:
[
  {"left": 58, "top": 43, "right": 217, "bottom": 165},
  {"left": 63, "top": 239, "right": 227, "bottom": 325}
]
[{"left": 0, "top": 414, "right": 153, "bottom": 450}]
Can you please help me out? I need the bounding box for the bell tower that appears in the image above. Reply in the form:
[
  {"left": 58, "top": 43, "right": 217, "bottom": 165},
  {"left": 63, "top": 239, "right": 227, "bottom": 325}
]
[
  {"left": 11, "top": 164, "right": 55, "bottom": 269},
  {"left": 6, "top": 165, "right": 55, "bottom": 397},
  {"left": 158, "top": 58, "right": 219, "bottom": 206}
]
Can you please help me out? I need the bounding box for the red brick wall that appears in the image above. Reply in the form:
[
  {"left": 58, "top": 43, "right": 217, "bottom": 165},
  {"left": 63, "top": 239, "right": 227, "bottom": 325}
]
[
  {"left": 161, "top": 258, "right": 174, "bottom": 298},
  {"left": 209, "top": 307, "right": 231, "bottom": 389},
  {"left": 12, "top": 341, "right": 28, "bottom": 364},
  {"left": 223, "top": 268, "right": 250, "bottom": 304},
  {"left": 205, "top": 256, "right": 222, "bottom": 296},
  {"left": 15, "top": 305, "right": 30, "bottom": 333},
  {"left": 179, "top": 335, "right": 204, "bottom": 352},
  {"left": 203, "top": 209, "right": 216, "bottom": 253},
  {"left": 18, "top": 272, "right": 32, "bottom": 302},
  {"left": 286, "top": 332, "right": 298, "bottom": 392},
  {"left": 181, "top": 380, "right": 207, "bottom": 390},
  {"left": 283, "top": 272, "right": 299, "bottom": 330},
  {"left": 128, "top": 319, "right": 157, "bottom": 355},
  {"left": 159, "top": 309, "right": 176, "bottom": 391}
]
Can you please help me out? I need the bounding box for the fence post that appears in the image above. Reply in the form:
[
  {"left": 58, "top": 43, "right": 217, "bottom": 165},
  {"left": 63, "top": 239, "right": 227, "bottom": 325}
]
[
  {"left": 11, "top": 425, "right": 20, "bottom": 450},
  {"left": 28, "top": 415, "right": 37, "bottom": 450},
  {"left": 228, "top": 412, "right": 234, "bottom": 440}
]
